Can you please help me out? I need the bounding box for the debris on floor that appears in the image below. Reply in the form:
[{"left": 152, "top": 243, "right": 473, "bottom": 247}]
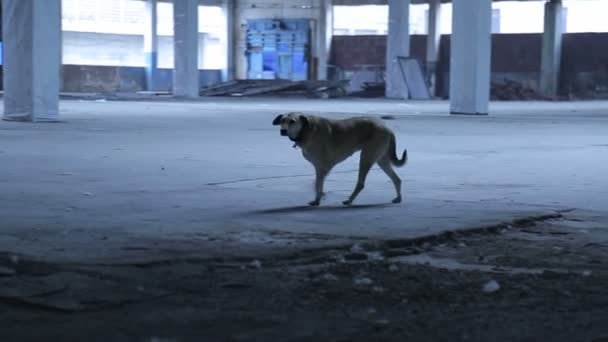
[
  {"left": 366, "top": 251, "right": 385, "bottom": 262},
  {"left": 321, "top": 273, "right": 339, "bottom": 282},
  {"left": 491, "top": 79, "right": 549, "bottom": 101},
  {"left": 1, "top": 213, "right": 607, "bottom": 341},
  {"left": 59, "top": 92, "right": 107, "bottom": 101},
  {"left": 248, "top": 259, "right": 262, "bottom": 269},
  {"left": 348, "top": 81, "right": 386, "bottom": 98},
  {"left": 136, "top": 91, "right": 172, "bottom": 96},
  {"left": 372, "top": 285, "right": 386, "bottom": 293},
  {"left": 353, "top": 276, "right": 373, "bottom": 286},
  {"left": 0, "top": 272, "right": 172, "bottom": 312},
  {"left": 199, "top": 80, "right": 349, "bottom": 98},
  {"left": 350, "top": 244, "right": 365, "bottom": 253},
  {"left": 0, "top": 266, "right": 16, "bottom": 276},
  {"left": 8, "top": 255, "right": 19, "bottom": 264},
  {"left": 482, "top": 279, "right": 501, "bottom": 293}
]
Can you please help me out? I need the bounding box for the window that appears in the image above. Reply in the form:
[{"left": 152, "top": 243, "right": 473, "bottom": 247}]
[
  {"left": 61, "top": 0, "right": 226, "bottom": 69},
  {"left": 333, "top": 5, "right": 432, "bottom": 36}
]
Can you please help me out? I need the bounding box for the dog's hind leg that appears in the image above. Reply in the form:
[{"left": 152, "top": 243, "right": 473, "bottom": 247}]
[
  {"left": 378, "top": 157, "right": 402, "bottom": 203},
  {"left": 343, "top": 152, "right": 374, "bottom": 206}
]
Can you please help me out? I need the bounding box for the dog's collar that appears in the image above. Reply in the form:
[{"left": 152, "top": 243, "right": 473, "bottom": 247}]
[
  {"left": 289, "top": 126, "right": 309, "bottom": 148},
  {"left": 290, "top": 136, "right": 303, "bottom": 148}
]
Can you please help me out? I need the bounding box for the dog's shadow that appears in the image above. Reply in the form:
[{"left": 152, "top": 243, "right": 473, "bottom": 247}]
[{"left": 248, "top": 203, "right": 393, "bottom": 215}]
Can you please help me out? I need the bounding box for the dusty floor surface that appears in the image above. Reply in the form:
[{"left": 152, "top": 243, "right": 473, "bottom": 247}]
[
  {"left": 1, "top": 210, "right": 607, "bottom": 342},
  {"left": 1, "top": 99, "right": 608, "bottom": 262},
  {"left": 1, "top": 98, "right": 608, "bottom": 341}
]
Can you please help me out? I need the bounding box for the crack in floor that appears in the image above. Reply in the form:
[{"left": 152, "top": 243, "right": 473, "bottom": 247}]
[{"left": 205, "top": 169, "right": 365, "bottom": 186}]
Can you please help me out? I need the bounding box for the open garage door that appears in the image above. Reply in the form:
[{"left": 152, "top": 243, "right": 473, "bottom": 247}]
[{"left": 246, "top": 19, "right": 310, "bottom": 81}]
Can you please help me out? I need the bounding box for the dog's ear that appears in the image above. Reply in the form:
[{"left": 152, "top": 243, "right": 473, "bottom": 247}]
[
  {"left": 272, "top": 114, "right": 283, "bottom": 126},
  {"left": 299, "top": 115, "right": 310, "bottom": 129}
]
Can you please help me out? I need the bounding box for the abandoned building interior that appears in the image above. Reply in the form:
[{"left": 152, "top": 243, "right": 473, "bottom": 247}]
[{"left": 0, "top": 0, "right": 607, "bottom": 341}]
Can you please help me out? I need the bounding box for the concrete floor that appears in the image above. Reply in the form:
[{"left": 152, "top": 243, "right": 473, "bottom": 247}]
[{"left": 1, "top": 98, "right": 607, "bottom": 264}]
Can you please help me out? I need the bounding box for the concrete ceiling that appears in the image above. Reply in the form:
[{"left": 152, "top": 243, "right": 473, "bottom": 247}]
[
  {"left": 334, "top": 0, "right": 543, "bottom": 4},
  {"left": 139, "top": 0, "right": 544, "bottom": 4}
]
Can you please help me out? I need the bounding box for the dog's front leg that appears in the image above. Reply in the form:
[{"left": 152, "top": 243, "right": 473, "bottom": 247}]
[{"left": 309, "top": 166, "right": 328, "bottom": 206}]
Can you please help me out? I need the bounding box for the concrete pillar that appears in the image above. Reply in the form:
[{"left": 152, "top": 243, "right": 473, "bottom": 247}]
[
  {"left": 386, "top": 0, "right": 410, "bottom": 99},
  {"left": 426, "top": 0, "right": 441, "bottom": 97},
  {"left": 449, "top": 0, "right": 492, "bottom": 115},
  {"left": 540, "top": 0, "right": 564, "bottom": 98},
  {"left": 173, "top": 0, "right": 199, "bottom": 98},
  {"left": 144, "top": 0, "right": 160, "bottom": 90},
  {"left": 317, "top": 0, "right": 333, "bottom": 80},
  {"left": 2, "top": 0, "right": 61, "bottom": 122},
  {"left": 222, "top": 0, "right": 236, "bottom": 82}
]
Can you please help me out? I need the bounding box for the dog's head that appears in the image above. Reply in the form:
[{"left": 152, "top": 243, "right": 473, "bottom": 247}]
[{"left": 272, "top": 112, "right": 310, "bottom": 142}]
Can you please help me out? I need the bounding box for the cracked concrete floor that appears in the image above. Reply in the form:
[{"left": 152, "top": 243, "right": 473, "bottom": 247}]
[
  {"left": 0, "top": 98, "right": 607, "bottom": 262},
  {"left": 1, "top": 98, "right": 608, "bottom": 340}
]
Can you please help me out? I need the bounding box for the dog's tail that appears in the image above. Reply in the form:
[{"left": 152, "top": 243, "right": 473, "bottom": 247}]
[{"left": 389, "top": 134, "right": 408, "bottom": 167}]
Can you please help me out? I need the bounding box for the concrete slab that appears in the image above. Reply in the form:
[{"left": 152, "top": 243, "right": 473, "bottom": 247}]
[{"left": 1, "top": 98, "right": 607, "bottom": 263}]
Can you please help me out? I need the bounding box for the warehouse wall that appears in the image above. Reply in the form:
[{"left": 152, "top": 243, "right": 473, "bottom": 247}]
[
  {"left": 331, "top": 32, "right": 608, "bottom": 98},
  {"left": 435, "top": 33, "right": 542, "bottom": 97},
  {"left": 0, "top": 65, "right": 221, "bottom": 93},
  {"left": 561, "top": 33, "right": 608, "bottom": 96},
  {"left": 61, "top": 65, "right": 222, "bottom": 93}
]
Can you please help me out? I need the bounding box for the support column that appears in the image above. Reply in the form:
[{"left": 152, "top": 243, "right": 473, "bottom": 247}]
[
  {"left": 173, "top": 0, "right": 199, "bottom": 98},
  {"left": 385, "top": 0, "right": 410, "bottom": 99},
  {"left": 144, "top": 0, "right": 159, "bottom": 91},
  {"left": 317, "top": 0, "right": 333, "bottom": 80},
  {"left": 2, "top": 0, "right": 61, "bottom": 122},
  {"left": 426, "top": 0, "right": 441, "bottom": 97},
  {"left": 540, "top": 0, "right": 564, "bottom": 98},
  {"left": 449, "top": 0, "right": 492, "bottom": 115},
  {"left": 222, "top": 0, "right": 236, "bottom": 82}
]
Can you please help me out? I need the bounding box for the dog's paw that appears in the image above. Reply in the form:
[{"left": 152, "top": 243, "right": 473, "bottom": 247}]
[
  {"left": 392, "top": 196, "right": 402, "bottom": 204},
  {"left": 308, "top": 200, "right": 320, "bottom": 206},
  {"left": 342, "top": 200, "right": 353, "bottom": 206}
]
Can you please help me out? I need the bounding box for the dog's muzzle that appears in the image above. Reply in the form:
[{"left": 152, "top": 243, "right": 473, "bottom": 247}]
[{"left": 280, "top": 129, "right": 287, "bottom": 136}]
